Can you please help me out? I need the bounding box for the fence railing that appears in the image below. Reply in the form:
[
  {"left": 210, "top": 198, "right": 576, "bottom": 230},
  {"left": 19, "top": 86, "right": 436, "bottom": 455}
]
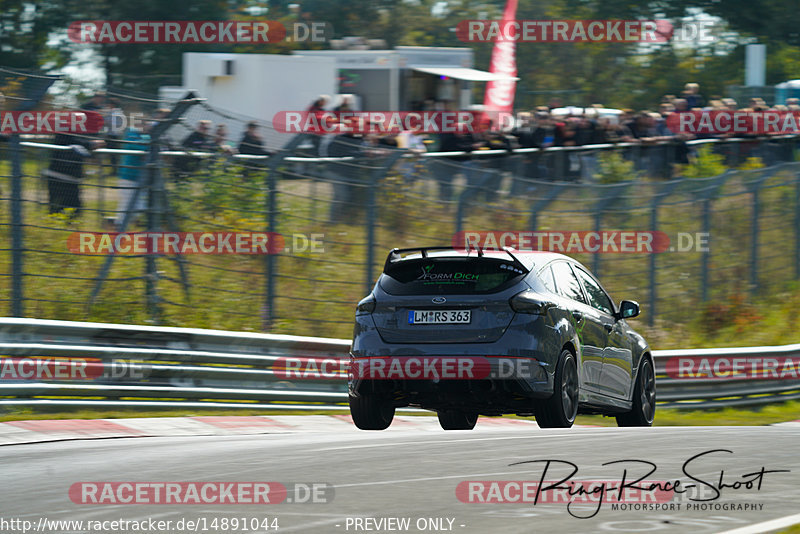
[
  {"left": 0, "top": 318, "right": 798, "bottom": 412},
  {"left": 4, "top": 133, "right": 800, "bottom": 338},
  {"left": 3, "top": 88, "right": 800, "bottom": 340}
]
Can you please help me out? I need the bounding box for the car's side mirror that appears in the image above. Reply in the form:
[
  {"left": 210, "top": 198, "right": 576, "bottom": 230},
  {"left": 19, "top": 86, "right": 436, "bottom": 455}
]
[{"left": 617, "top": 300, "right": 640, "bottom": 320}]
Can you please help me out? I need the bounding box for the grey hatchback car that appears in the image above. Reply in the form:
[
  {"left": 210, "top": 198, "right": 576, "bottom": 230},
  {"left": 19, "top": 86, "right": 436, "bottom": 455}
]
[{"left": 348, "top": 247, "right": 655, "bottom": 430}]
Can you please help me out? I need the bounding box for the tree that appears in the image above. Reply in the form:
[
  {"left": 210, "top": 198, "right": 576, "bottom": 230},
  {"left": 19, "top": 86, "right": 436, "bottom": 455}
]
[{"left": 0, "top": 0, "right": 71, "bottom": 69}]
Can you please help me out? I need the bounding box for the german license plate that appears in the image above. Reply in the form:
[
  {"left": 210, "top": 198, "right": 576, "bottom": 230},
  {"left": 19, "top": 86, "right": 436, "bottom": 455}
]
[{"left": 408, "top": 310, "right": 471, "bottom": 324}]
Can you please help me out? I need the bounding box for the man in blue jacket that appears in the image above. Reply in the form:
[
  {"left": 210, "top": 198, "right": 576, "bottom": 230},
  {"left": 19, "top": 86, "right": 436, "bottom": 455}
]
[{"left": 114, "top": 121, "right": 151, "bottom": 228}]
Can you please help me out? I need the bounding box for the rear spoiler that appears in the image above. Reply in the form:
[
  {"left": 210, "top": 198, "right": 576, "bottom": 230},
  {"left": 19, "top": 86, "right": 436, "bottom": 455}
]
[{"left": 383, "top": 246, "right": 530, "bottom": 274}]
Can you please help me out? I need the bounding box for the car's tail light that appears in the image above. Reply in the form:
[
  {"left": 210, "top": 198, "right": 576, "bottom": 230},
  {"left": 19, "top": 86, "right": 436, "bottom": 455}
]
[
  {"left": 509, "top": 290, "right": 555, "bottom": 315},
  {"left": 356, "top": 294, "right": 376, "bottom": 314}
]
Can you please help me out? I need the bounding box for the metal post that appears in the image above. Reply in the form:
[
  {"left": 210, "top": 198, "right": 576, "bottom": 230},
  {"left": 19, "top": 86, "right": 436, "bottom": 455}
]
[
  {"left": 750, "top": 183, "right": 760, "bottom": 294},
  {"left": 144, "top": 153, "right": 161, "bottom": 323},
  {"left": 527, "top": 183, "right": 566, "bottom": 232},
  {"left": 648, "top": 204, "right": 658, "bottom": 327},
  {"left": 261, "top": 134, "right": 309, "bottom": 331},
  {"left": 365, "top": 150, "right": 405, "bottom": 295},
  {"left": 700, "top": 199, "right": 711, "bottom": 302},
  {"left": 2, "top": 69, "right": 58, "bottom": 317},
  {"left": 365, "top": 177, "right": 378, "bottom": 295},
  {"left": 592, "top": 210, "right": 602, "bottom": 276},
  {"left": 88, "top": 92, "right": 203, "bottom": 313},
  {"left": 796, "top": 169, "right": 800, "bottom": 279},
  {"left": 647, "top": 180, "right": 681, "bottom": 326},
  {"left": 265, "top": 162, "right": 277, "bottom": 330},
  {"left": 10, "top": 134, "right": 23, "bottom": 317}
]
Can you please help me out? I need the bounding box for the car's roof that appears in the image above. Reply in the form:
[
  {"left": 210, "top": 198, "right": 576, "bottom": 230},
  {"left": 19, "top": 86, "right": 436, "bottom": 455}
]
[{"left": 396, "top": 249, "right": 577, "bottom": 272}]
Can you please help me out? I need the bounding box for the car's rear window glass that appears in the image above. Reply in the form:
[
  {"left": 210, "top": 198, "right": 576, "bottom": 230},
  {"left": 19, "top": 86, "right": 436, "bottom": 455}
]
[{"left": 380, "top": 257, "right": 526, "bottom": 295}]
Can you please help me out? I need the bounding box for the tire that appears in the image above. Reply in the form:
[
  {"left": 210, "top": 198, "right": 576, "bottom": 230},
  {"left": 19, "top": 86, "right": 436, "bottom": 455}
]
[
  {"left": 437, "top": 410, "right": 478, "bottom": 430},
  {"left": 349, "top": 393, "right": 395, "bottom": 430},
  {"left": 616, "top": 357, "right": 656, "bottom": 427},
  {"left": 536, "top": 349, "right": 579, "bottom": 428}
]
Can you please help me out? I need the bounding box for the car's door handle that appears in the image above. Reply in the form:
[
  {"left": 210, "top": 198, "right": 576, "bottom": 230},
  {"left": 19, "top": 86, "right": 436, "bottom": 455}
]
[
  {"left": 604, "top": 323, "right": 614, "bottom": 333},
  {"left": 572, "top": 311, "right": 583, "bottom": 323}
]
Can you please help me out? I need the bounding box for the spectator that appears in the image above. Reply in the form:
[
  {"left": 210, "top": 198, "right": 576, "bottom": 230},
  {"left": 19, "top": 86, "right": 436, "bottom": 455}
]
[
  {"left": 722, "top": 98, "right": 738, "bottom": 110},
  {"left": 306, "top": 94, "right": 330, "bottom": 156},
  {"left": 307, "top": 94, "right": 329, "bottom": 115},
  {"left": 101, "top": 97, "right": 124, "bottom": 173},
  {"left": 479, "top": 120, "right": 517, "bottom": 199},
  {"left": 673, "top": 98, "right": 689, "bottom": 112},
  {"left": 213, "top": 123, "right": 234, "bottom": 154},
  {"left": 325, "top": 119, "right": 366, "bottom": 223},
  {"left": 45, "top": 131, "right": 103, "bottom": 215},
  {"left": 115, "top": 121, "right": 151, "bottom": 228},
  {"left": 334, "top": 95, "right": 355, "bottom": 113},
  {"left": 431, "top": 129, "right": 478, "bottom": 201},
  {"left": 182, "top": 120, "right": 214, "bottom": 151},
  {"left": 81, "top": 91, "right": 106, "bottom": 112},
  {"left": 511, "top": 112, "right": 534, "bottom": 146},
  {"left": 173, "top": 120, "right": 213, "bottom": 180},
  {"left": 683, "top": 82, "right": 703, "bottom": 109},
  {"left": 238, "top": 121, "right": 268, "bottom": 156},
  {"left": 628, "top": 112, "right": 658, "bottom": 142},
  {"left": 396, "top": 125, "right": 427, "bottom": 182}
]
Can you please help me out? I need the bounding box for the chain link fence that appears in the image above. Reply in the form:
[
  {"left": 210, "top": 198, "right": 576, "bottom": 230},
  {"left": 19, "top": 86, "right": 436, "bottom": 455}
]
[{"left": 2, "top": 69, "right": 800, "bottom": 340}]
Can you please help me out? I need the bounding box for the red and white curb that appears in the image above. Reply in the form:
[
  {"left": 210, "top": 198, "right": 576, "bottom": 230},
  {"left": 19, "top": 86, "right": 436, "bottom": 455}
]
[{"left": 0, "top": 415, "right": 560, "bottom": 446}]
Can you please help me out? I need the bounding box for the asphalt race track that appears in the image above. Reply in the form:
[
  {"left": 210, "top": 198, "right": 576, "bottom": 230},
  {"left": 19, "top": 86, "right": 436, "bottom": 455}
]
[{"left": 1, "top": 420, "right": 799, "bottom": 534}]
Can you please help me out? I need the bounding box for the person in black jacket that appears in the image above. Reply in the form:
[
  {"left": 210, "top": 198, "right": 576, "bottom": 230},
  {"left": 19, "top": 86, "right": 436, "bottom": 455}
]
[
  {"left": 238, "top": 121, "right": 268, "bottom": 156},
  {"left": 429, "top": 130, "right": 478, "bottom": 202},
  {"left": 173, "top": 120, "right": 214, "bottom": 180},
  {"left": 325, "top": 120, "right": 365, "bottom": 223},
  {"left": 45, "top": 133, "right": 101, "bottom": 215}
]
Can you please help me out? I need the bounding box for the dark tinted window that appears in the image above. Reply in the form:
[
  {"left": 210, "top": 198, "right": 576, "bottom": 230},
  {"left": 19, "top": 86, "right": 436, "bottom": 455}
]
[
  {"left": 551, "top": 262, "right": 587, "bottom": 304},
  {"left": 380, "top": 257, "right": 525, "bottom": 295},
  {"left": 574, "top": 267, "right": 614, "bottom": 315},
  {"left": 538, "top": 265, "right": 557, "bottom": 293}
]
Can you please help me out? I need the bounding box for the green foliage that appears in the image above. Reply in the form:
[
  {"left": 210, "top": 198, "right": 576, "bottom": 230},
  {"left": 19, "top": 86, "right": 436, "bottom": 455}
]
[
  {"left": 593, "top": 151, "right": 638, "bottom": 184},
  {"left": 0, "top": 0, "right": 71, "bottom": 68},
  {"left": 699, "top": 294, "right": 763, "bottom": 336},
  {"left": 680, "top": 144, "right": 727, "bottom": 178},
  {"left": 2, "top": 0, "right": 798, "bottom": 108},
  {"left": 739, "top": 156, "right": 765, "bottom": 170},
  {"left": 172, "top": 158, "right": 264, "bottom": 224}
]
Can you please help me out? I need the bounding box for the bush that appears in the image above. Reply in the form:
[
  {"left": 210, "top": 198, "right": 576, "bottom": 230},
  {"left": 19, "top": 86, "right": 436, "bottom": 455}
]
[
  {"left": 680, "top": 144, "right": 727, "bottom": 178},
  {"left": 594, "top": 151, "right": 639, "bottom": 183}
]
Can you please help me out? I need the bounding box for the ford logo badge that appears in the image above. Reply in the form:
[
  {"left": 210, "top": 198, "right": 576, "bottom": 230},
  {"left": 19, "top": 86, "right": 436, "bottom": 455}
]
[{"left": 432, "top": 297, "right": 446, "bottom": 304}]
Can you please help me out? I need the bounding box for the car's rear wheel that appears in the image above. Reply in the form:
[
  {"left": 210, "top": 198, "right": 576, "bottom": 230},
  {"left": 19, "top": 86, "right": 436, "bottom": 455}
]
[
  {"left": 437, "top": 410, "right": 478, "bottom": 430},
  {"left": 536, "top": 349, "right": 578, "bottom": 428},
  {"left": 349, "top": 393, "right": 395, "bottom": 430},
  {"left": 616, "top": 357, "right": 655, "bottom": 427}
]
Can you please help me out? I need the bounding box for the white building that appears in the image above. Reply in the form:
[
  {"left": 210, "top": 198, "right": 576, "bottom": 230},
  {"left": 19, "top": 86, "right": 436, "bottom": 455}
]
[
  {"left": 293, "top": 46, "right": 513, "bottom": 111},
  {"left": 160, "top": 52, "right": 337, "bottom": 149},
  {"left": 160, "top": 47, "right": 514, "bottom": 149}
]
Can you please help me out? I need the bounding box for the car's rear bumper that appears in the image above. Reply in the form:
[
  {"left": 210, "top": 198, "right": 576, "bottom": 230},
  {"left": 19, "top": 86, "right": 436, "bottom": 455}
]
[{"left": 348, "top": 353, "right": 553, "bottom": 413}]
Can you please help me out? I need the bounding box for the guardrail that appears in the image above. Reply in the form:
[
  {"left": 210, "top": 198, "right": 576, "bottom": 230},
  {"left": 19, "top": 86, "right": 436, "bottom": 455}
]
[{"left": 0, "top": 318, "right": 798, "bottom": 412}]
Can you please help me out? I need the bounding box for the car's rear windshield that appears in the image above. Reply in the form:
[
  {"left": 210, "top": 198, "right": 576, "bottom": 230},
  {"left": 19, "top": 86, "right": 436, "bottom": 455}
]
[{"left": 380, "top": 257, "right": 526, "bottom": 295}]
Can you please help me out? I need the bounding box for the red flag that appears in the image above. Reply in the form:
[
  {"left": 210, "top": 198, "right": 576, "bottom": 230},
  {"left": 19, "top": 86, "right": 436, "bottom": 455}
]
[{"left": 483, "top": 0, "right": 518, "bottom": 116}]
